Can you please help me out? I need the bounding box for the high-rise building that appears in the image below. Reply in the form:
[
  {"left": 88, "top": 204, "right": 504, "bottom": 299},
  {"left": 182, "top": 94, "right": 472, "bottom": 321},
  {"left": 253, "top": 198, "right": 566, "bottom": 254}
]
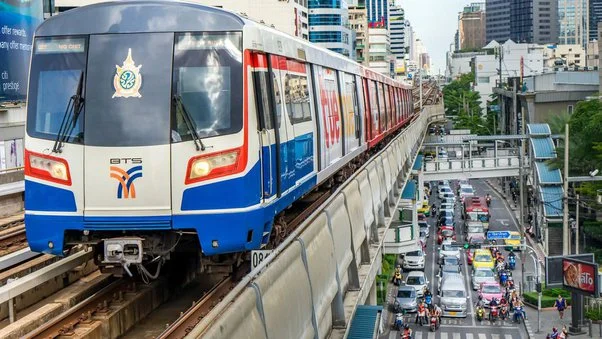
[
  {"left": 389, "top": 4, "right": 405, "bottom": 60},
  {"left": 54, "top": 0, "right": 310, "bottom": 40},
  {"left": 366, "top": 0, "right": 389, "bottom": 28},
  {"left": 405, "top": 20, "right": 415, "bottom": 62},
  {"left": 589, "top": 0, "right": 602, "bottom": 42},
  {"left": 308, "top": 0, "right": 353, "bottom": 57},
  {"left": 485, "top": 0, "right": 557, "bottom": 44},
  {"left": 458, "top": 2, "right": 486, "bottom": 50},
  {"left": 559, "top": 0, "right": 588, "bottom": 47},
  {"left": 349, "top": 4, "right": 369, "bottom": 65},
  {"left": 367, "top": 26, "right": 393, "bottom": 76}
]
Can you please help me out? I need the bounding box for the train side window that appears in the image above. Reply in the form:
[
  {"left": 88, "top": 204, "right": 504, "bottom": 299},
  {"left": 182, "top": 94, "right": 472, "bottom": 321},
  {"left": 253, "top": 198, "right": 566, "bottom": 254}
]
[
  {"left": 271, "top": 72, "right": 283, "bottom": 128},
  {"left": 284, "top": 73, "right": 311, "bottom": 124},
  {"left": 253, "top": 70, "right": 273, "bottom": 130},
  {"left": 377, "top": 82, "right": 386, "bottom": 131}
]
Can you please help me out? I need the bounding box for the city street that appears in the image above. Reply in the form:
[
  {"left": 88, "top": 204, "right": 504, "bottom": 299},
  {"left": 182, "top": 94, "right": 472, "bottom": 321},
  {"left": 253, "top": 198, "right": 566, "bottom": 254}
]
[{"left": 388, "top": 179, "right": 528, "bottom": 339}]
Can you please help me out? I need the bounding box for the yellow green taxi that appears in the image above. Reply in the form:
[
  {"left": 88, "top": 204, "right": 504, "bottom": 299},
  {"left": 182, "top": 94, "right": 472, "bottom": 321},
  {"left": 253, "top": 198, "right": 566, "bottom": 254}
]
[
  {"left": 472, "top": 249, "right": 495, "bottom": 270},
  {"left": 504, "top": 231, "right": 522, "bottom": 251},
  {"left": 417, "top": 201, "right": 430, "bottom": 217}
]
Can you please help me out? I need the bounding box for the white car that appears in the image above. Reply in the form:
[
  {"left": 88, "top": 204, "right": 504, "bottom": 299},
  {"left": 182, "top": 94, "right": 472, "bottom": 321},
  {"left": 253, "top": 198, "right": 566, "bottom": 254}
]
[
  {"left": 441, "top": 202, "right": 455, "bottom": 211},
  {"left": 438, "top": 243, "right": 462, "bottom": 262},
  {"left": 404, "top": 271, "right": 429, "bottom": 298},
  {"left": 438, "top": 186, "right": 453, "bottom": 199},
  {"left": 458, "top": 185, "right": 475, "bottom": 201},
  {"left": 441, "top": 192, "right": 456, "bottom": 202},
  {"left": 402, "top": 249, "right": 426, "bottom": 271}
]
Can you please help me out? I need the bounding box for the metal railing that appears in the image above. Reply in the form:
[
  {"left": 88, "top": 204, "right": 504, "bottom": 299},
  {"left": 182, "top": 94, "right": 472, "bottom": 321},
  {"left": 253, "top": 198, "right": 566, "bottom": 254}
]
[
  {"left": 0, "top": 166, "right": 24, "bottom": 174},
  {"left": 424, "top": 156, "right": 521, "bottom": 172}
]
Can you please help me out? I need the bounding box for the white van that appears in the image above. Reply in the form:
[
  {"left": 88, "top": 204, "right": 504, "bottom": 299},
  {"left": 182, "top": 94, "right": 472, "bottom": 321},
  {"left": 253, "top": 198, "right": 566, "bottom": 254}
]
[{"left": 439, "top": 275, "right": 468, "bottom": 318}]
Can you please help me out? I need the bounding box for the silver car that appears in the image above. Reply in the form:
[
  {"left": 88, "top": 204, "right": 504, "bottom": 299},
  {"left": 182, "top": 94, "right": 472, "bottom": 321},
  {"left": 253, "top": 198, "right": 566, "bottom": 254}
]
[
  {"left": 438, "top": 243, "right": 462, "bottom": 262},
  {"left": 404, "top": 271, "right": 429, "bottom": 298},
  {"left": 394, "top": 285, "right": 418, "bottom": 313},
  {"left": 471, "top": 268, "right": 497, "bottom": 290}
]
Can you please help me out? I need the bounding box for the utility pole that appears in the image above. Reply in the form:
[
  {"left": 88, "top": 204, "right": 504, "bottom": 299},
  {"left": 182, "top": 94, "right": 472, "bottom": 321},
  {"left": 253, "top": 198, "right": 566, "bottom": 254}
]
[
  {"left": 419, "top": 67, "right": 423, "bottom": 111},
  {"left": 575, "top": 194, "right": 579, "bottom": 254},
  {"left": 518, "top": 80, "right": 527, "bottom": 294},
  {"left": 563, "top": 124, "right": 570, "bottom": 255}
]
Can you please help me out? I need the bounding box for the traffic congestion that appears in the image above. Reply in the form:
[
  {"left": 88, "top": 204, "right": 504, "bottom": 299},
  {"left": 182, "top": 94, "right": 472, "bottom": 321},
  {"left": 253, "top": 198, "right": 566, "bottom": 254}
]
[{"left": 391, "top": 179, "right": 530, "bottom": 339}]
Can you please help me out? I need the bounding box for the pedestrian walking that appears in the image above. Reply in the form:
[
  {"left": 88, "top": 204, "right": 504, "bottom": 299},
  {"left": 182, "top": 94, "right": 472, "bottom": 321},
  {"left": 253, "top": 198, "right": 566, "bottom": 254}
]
[{"left": 554, "top": 295, "right": 566, "bottom": 319}]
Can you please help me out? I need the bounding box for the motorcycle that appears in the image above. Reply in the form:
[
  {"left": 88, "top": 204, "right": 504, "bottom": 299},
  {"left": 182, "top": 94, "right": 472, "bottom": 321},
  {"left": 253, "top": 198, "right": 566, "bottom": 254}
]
[
  {"left": 430, "top": 315, "right": 438, "bottom": 332},
  {"left": 500, "top": 305, "right": 509, "bottom": 320},
  {"left": 416, "top": 309, "right": 427, "bottom": 326},
  {"left": 486, "top": 196, "right": 491, "bottom": 207},
  {"left": 401, "top": 329, "right": 413, "bottom": 339},
  {"left": 394, "top": 271, "right": 402, "bottom": 286},
  {"left": 431, "top": 206, "right": 437, "bottom": 215},
  {"left": 513, "top": 306, "right": 524, "bottom": 324},
  {"left": 499, "top": 271, "right": 509, "bottom": 286},
  {"left": 394, "top": 313, "right": 404, "bottom": 331},
  {"left": 476, "top": 307, "right": 485, "bottom": 322},
  {"left": 508, "top": 256, "right": 516, "bottom": 270},
  {"left": 489, "top": 305, "right": 499, "bottom": 323}
]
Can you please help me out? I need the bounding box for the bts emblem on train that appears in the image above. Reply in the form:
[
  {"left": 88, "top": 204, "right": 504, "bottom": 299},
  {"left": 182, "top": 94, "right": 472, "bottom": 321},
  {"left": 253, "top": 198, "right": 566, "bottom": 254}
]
[{"left": 112, "top": 48, "right": 142, "bottom": 98}]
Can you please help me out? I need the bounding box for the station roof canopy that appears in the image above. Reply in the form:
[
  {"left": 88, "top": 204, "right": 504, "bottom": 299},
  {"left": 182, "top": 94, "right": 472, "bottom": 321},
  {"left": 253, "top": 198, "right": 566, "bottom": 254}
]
[
  {"left": 531, "top": 138, "right": 556, "bottom": 159},
  {"left": 401, "top": 180, "right": 417, "bottom": 200},
  {"left": 412, "top": 155, "right": 424, "bottom": 171},
  {"left": 535, "top": 162, "right": 562, "bottom": 184},
  {"left": 348, "top": 305, "right": 383, "bottom": 339},
  {"left": 539, "top": 185, "right": 563, "bottom": 217},
  {"left": 527, "top": 124, "right": 552, "bottom": 136}
]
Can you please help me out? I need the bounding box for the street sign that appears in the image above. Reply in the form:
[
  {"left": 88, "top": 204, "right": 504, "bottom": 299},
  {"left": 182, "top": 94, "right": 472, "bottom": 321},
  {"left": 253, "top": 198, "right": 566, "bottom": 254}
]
[{"left": 486, "top": 231, "right": 511, "bottom": 240}]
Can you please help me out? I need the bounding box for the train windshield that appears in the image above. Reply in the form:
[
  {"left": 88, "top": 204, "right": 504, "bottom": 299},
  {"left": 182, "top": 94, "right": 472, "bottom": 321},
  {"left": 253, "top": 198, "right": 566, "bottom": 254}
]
[
  {"left": 171, "top": 32, "right": 243, "bottom": 142},
  {"left": 27, "top": 37, "right": 88, "bottom": 143}
]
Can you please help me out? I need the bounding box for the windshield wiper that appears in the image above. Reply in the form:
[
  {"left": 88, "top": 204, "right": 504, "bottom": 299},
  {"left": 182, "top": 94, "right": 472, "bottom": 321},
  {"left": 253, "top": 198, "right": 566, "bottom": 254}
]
[
  {"left": 52, "top": 72, "right": 85, "bottom": 153},
  {"left": 173, "top": 94, "right": 205, "bottom": 151}
]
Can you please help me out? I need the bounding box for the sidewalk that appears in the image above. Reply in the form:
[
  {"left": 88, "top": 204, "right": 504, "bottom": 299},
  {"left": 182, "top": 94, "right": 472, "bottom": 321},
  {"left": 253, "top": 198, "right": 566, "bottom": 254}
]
[{"left": 523, "top": 307, "right": 599, "bottom": 339}]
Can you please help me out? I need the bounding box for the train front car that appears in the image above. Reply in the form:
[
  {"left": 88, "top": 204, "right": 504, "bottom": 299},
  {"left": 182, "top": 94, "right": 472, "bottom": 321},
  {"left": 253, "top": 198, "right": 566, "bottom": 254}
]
[{"left": 24, "top": 2, "right": 261, "bottom": 276}]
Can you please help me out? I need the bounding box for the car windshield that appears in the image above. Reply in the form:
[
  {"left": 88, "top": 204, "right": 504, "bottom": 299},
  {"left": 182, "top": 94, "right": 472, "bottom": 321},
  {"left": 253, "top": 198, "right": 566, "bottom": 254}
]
[
  {"left": 474, "top": 269, "right": 494, "bottom": 277},
  {"left": 406, "top": 276, "right": 425, "bottom": 285},
  {"left": 442, "top": 265, "right": 458, "bottom": 273},
  {"left": 420, "top": 231, "right": 426, "bottom": 237},
  {"left": 475, "top": 254, "right": 491, "bottom": 262},
  {"left": 441, "top": 187, "right": 451, "bottom": 192},
  {"left": 444, "top": 257, "right": 459, "bottom": 265},
  {"left": 442, "top": 245, "right": 460, "bottom": 251},
  {"left": 482, "top": 285, "right": 501, "bottom": 293},
  {"left": 397, "top": 289, "right": 416, "bottom": 298},
  {"left": 461, "top": 187, "right": 474, "bottom": 194},
  {"left": 468, "top": 226, "right": 484, "bottom": 233},
  {"left": 443, "top": 290, "right": 465, "bottom": 298},
  {"left": 442, "top": 230, "right": 453, "bottom": 236}
]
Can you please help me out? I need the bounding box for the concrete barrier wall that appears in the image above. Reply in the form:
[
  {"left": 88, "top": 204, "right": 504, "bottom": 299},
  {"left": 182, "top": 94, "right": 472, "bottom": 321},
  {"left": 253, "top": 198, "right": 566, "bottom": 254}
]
[{"left": 197, "top": 104, "right": 445, "bottom": 339}]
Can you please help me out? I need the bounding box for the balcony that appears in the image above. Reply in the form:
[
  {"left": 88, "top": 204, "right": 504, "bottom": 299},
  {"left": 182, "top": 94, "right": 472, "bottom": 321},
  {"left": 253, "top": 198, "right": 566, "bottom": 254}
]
[
  {"left": 355, "top": 44, "right": 365, "bottom": 49},
  {"left": 357, "top": 56, "right": 365, "bottom": 61}
]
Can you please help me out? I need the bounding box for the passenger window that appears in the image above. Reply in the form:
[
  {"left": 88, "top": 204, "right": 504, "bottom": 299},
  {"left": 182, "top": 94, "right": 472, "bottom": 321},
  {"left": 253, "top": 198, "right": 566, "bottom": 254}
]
[
  {"left": 254, "top": 71, "right": 273, "bottom": 130},
  {"left": 271, "top": 72, "right": 283, "bottom": 128},
  {"left": 284, "top": 73, "right": 312, "bottom": 124}
]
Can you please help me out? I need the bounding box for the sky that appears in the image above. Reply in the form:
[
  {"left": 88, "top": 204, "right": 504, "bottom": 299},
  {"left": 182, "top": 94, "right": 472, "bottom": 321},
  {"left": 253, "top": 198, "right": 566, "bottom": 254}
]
[{"left": 399, "top": 0, "right": 467, "bottom": 74}]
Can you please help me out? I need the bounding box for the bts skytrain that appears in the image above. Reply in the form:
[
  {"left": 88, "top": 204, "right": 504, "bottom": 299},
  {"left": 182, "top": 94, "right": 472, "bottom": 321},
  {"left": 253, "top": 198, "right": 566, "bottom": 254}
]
[{"left": 24, "top": 1, "right": 415, "bottom": 275}]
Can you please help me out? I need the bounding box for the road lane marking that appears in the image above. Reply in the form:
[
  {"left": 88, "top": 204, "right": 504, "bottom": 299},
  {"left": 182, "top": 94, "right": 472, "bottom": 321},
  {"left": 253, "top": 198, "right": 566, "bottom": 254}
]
[
  {"left": 465, "top": 334, "right": 473, "bottom": 339},
  {"left": 452, "top": 333, "right": 461, "bottom": 339},
  {"left": 415, "top": 332, "right": 423, "bottom": 339},
  {"left": 478, "top": 334, "right": 487, "bottom": 339},
  {"left": 492, "top": 334, "right": 500, "bottom": 339},
  {"left": 441, "top": 333, "right": 448, "bottom": 339},
  {"left": 428, "top": 332, "right": 436, "bottom": 339},
  {"left": 462, "top": 247, "right": 476, "bottom": 327}
]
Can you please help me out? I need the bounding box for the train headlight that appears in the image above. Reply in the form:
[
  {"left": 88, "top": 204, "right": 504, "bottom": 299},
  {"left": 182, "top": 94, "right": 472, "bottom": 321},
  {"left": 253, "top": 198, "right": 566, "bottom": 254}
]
[
  {"left": 186, "top": 148, "right": 244, "bottom": 184},
  {"left": 192, "top": 160, "right": 212, "bottom": 178},
  {"left": 25, "top": 150, "right": 72, "bottom": 185}
]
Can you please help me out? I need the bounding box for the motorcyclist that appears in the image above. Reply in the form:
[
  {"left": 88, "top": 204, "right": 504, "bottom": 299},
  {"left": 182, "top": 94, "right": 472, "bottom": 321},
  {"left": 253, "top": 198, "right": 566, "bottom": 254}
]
[
  {"left": 416, "top": 300, "right": 427, "bottom": 325},
  {"left": 490, "top": 297, "right": 499, "bottom": 308},
  {"left": 548, "top": 327, "right": 559, "bottom": 339},
  {"left": 433, "top": 304, "right": 442, "bottom": 328},
  {"left": 401, "top": 324, "right": 413, "bottom": 339},
  {"left": 424, "top": 287, "right": 433, "bottom": 305},
  {"left": 394, "top": 265, "right": 402, "bottom": 285},
  {"left": 486, "top": 193, "right": 492, "bottom": 206},
  {"left": 513, "top": 297, "right": 527, "bottom": 320},
  {"left": 476, "top": 304, "right": 485, "bottom": 321},
  {"left": 475, "top": 295, "right": 485, "bottom": 308},
  {"left": 431, "top": 203, "right": 437, "bottom": 215}
]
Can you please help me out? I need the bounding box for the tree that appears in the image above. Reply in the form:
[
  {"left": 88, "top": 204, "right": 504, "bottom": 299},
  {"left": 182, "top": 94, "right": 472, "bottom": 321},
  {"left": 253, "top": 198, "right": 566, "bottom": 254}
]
[{"left": 443, "top": 72, "right": 494, "bottom": 135}]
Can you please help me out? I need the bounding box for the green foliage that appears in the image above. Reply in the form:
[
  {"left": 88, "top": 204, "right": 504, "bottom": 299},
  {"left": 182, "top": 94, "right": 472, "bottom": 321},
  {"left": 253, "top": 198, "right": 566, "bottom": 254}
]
[
  {"left": 546, "top": 112, "right": 570, "bottom": 135},
  {"left": 443, "top": 72, "right": 495, "bottom": 135},
  {"left": 523, "top": 292, "right": 571, "bottom": 308},
  {"left": 565, "top": 99, "right": 602, "bottom": 176},
  {"left": 585, "top": 308, "right": 602, "bottom": 321}
]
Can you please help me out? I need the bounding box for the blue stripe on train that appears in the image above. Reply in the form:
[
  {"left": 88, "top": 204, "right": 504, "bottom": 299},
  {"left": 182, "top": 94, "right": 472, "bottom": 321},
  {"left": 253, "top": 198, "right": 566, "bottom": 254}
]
[{"left": 25, "top": 180, "right": 77, "bottom": 212}]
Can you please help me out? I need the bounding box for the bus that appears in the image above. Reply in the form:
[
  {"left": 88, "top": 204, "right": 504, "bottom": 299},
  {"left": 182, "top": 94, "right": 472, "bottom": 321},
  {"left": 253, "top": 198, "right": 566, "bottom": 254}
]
[{"left": 463, "top": 197, "right": 490, "bottom": 230}]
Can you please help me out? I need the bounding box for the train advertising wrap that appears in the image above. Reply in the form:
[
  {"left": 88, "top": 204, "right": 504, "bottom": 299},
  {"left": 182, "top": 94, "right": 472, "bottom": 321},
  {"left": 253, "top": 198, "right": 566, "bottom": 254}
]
[{"left": 0, "top": 0, "right": 43, "bottom": 102}]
